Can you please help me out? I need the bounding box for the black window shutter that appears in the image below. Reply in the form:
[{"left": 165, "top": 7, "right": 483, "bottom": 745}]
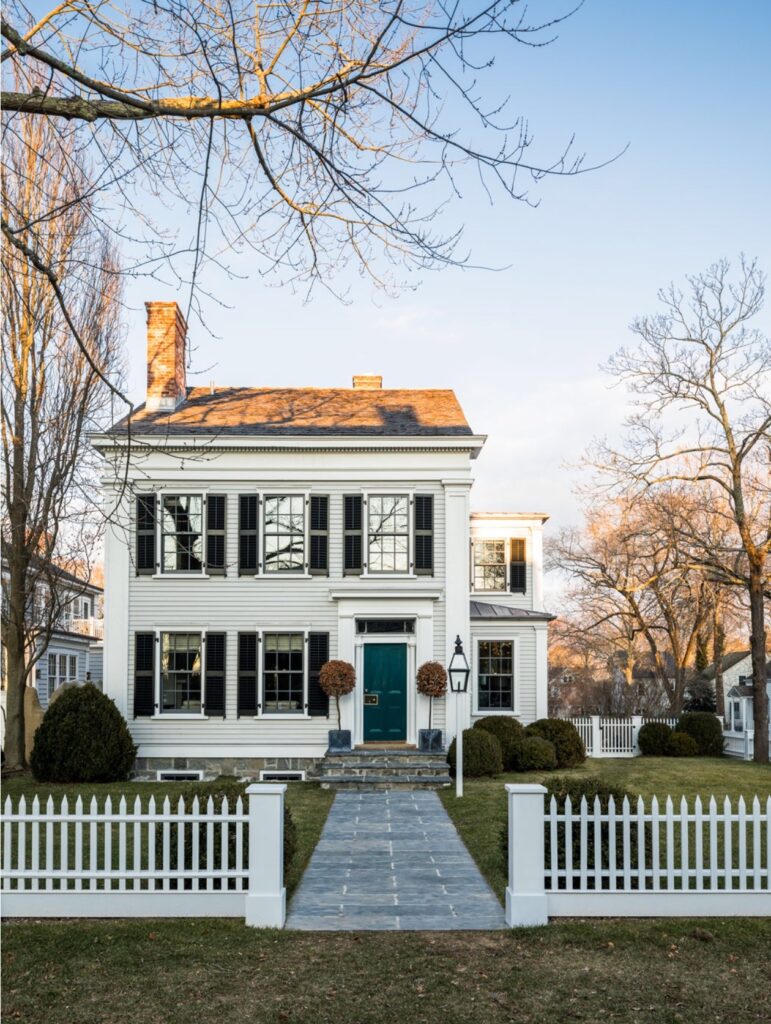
[
  {"left": 510, "top": 538, "right": 527, "bottom": 594},
  {"left": 237, "top": 633, "right": 258, "bottom": 716},
  {"left": 134, "top": 632, "right": 156, "bottom": 717},
  {"left": 343, "top": 495, "right": 363, "bottom": 574},
  {"left": 238, "top": 495, "right": 258, "bottom": 575},
  {"left": 206, "top": 495, "right": 226, "bottom": 575},
  {"left": 136, "top": 495, "right": 156, "bottom": 575},
  {"left": 307, "top": 632, "right": 330, "bottom": 717},
  {"left": 205, "top": 632, "right": 226, "bottom": 716},
  {"left": 309, "top": 495, "right": 329, "bottom": 575},
  {"left": 414, "top": 494, "right": 434, "bottom": 575}
]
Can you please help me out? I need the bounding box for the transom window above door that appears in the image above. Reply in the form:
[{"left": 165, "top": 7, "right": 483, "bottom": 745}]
[
  {"left": 368, "top": 494, "right": 410, "bottom": 573},
  {"left": 161, "top": 495, "right": 203, "bottom": 572},
  {"left": 477, "top": 640, "right": 514, "bottom": 711},
  {"left": 263, "top": 495, "right": 305, "bottom": 572}
]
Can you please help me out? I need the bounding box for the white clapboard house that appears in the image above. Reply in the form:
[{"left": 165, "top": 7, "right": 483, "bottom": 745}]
[{"left": 93, "top": 303, "right": 553, "bottom": 780}]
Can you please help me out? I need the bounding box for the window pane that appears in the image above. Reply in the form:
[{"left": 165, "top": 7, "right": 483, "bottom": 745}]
[
  {"left": 161, "top": 632, "right": 202, "bottom": 713},
  {"left": 161, "top": 496, "right": 203, "bottom": 572},
  {"left": 262, "top": 633, "right": 304, "bottom": 713},
  {"left": 477, "top": 640, "right": 513, "bottom": 710},
  {"left": 368, "top": 495, "right": 409, "bottom": 573},
  {"left": 264, "top": 496, "right": 305, "bottom": 572}
]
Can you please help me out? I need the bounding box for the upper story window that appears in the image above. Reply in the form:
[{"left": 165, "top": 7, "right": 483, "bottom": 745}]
[
  {"left": 472, "top": 537, "right": 527, "bottom": 594},
  {"left": 368, "top": 494, "right": 410, "bottom": 573},
  {"left": 160, "top": 632, "right": 202, "bottom": 714},
  {"left": 263, "top": 495, "right": 305, "bottom": 572},
  {"left": 161, "top": 495, "right": 203, "bottom": 573}
]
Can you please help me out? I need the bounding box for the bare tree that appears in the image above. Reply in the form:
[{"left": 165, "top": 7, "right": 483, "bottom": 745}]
[
  {"left": 598, "top": 258, "right": 770, "bottom": 762},
  {"left": 1, "top": 112, "right": 124, "bottom": 770}
]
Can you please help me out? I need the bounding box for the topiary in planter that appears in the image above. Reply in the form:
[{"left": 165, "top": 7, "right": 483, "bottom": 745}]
[
  {"left": 416, "top": 661, "right": 447, "bottom": 730},
  {"left": 525, "top": 718, "right": 585, "bottom": 768},
  {"left": 448, "top": 728, "right": 503, "bottom": 777},
  {"left": 175, "top": 779, "right": 297, "bottom": 888},
  {"left": 319, "top": 660, "right": 356, "bottom": 729},
  {"left": 665, "top": 731, "right": 699, "bottom": 757},
  {"left": 30, "top": 683, "right": 137, "bottom": 782},
  {"left": 516, "top": 735, "right": 557, "bottom": 771},
  {"left": 637, "top": 721, "right": 673, "bottom": 756},
  {"left": 676, "top": 712, "right": 724, "bottom": 757},
  {"left": 473, "top": 716, "right": 525, "bottom": 771}
]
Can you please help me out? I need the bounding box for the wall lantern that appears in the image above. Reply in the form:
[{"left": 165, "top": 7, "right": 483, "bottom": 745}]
[{"left": 448, "top": 636, "right": 470, "bottom": 693}]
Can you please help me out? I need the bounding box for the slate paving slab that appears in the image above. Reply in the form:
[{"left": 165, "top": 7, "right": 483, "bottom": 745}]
[{"left": 286, "top": 790, "right": 506, "bottom": 931}]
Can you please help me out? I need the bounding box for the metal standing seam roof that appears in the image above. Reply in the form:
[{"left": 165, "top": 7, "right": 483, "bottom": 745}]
[{"left": 469, "top": 600, "right": 556, "bottom": 622}]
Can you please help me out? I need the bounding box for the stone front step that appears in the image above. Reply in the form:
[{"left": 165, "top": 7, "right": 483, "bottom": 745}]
[
  {"left": 320, "top": 747, "right": 451, "bottom": 790},
  {"left": 320, "top": 774, "right": 453, "bottom": 791}
]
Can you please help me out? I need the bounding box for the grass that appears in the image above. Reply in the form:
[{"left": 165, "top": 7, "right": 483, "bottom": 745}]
[
  {"left": 440, "top": 757, "right": 771, "bottom": 899},
  {"left": 1, "top": 775, "right": 334, "bottom": 896},
  {"left": 3, "top": 917, "right": 771, "bottom": 1024}
]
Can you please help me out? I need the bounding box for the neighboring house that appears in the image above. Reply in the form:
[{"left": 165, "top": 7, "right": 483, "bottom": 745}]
[
  {"left": 702, "top": 650, "right": 771, "bottom": 734},
  {"left": 1, "top": 561, "right": 104, "bottom": 715},
  {"left": 93, "top": 302, "right": 554, "bottom": 779}
]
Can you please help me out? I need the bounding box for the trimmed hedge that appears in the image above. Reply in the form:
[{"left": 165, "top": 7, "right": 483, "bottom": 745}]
[
  {"left": 473, "top": 717, "right": 525, "bottom": 771},
  {"left": 517, "top": 735, "right": 557, "bottom": 771},
  {"left": 637, "top": 721, "right": 672, "bottom": 756},
  {"left": 525, "top": 719, "right": 585, "bottom": 768},
  {"left": 676, "top": 712, "right": 724, "bottom": 757},
  {"left": 666, "top": 731, "right": 699, "bottom": 757},
  {"left": 448, "top": 728, "right": 503, "bottom": 777},
  {"left": 30, "top": 684, "right": 137, "bottom": 783}
]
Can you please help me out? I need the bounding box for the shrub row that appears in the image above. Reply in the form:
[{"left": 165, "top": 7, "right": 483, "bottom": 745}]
[
  {"left": 638, "top": 713, "right": 723, "bottom": 758},
  {"left": 448, "top": 717, "right": 586, "bottom": 777}
]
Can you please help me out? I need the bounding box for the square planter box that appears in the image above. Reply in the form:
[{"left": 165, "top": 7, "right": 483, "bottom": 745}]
[
  {"left": 328, "top": 729, "right": 352, "bottom": 753},
  {"left": 418, "top": 729, "right": 443, "bottom": 753}
]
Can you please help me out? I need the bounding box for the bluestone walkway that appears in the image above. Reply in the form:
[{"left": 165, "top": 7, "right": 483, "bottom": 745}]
[{"left": 286, "top": 790, "right": 506, "bottom": 930}]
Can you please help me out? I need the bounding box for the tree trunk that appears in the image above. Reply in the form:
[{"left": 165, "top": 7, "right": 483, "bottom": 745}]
[
  {"left": 713, "top": 604, "right": 725, "bottom": 721},
  {"left": 3, "top": 625, "right": 28, "bottom": 770},
  {"left": 748, "top": 565, "right": 768, "bottom": 763}
]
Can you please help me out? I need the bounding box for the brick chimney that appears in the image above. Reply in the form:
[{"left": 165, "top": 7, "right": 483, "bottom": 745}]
[
  {"left": 145, "top": 301, "right": 187, "bottom": 411},
  {"left": 352, "top": 375, "right": 382, "bottom": 390}
]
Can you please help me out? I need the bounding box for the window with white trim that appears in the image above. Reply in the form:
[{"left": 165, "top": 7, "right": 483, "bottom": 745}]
[
  {"left": 69, "top": 654, "right": 78, "bottom": 680},
  {"left": 472, "top": 540, "right": 507, "bottom": 591},
  {"left": 161, "top": 495, "right": 204, "bottom": 573},
  {"left": 368, "top": 494, "right": 410, "bottom": 573},
  {"left": 477, "top": 640, "right": 514, "bottom": 711},
  {"left": 262, "top": 632, "right": 305, "bottom": 713},
  {"left": 160, "top": 632, "right": 202, "bottom": 714},
  {"left": 263, "top": 495, "right": 306, "bottom": 572}
]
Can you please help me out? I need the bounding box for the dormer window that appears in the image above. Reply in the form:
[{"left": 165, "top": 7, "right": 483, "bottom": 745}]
[
  {"left": 368, "top": 494, "right": 410, "bottom": 573},
  {"left": 263, "top": 495, "right": 305, "bottom": 572}
]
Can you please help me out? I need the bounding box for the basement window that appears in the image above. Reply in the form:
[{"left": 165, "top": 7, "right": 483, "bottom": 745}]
[
  {"left": 259, "top": 770, "right": 306, "bottom": 782},
  {"left": 155, "top": 770, "right": 204, "bottom": 782}
]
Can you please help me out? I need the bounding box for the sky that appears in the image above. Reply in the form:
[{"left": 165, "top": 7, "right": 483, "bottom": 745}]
[{"left": 120, "top": 0, "right": 771, "bottom": 537}]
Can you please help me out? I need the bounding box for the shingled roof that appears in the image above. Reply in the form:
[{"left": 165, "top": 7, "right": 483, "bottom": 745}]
[{"left": 110, "top": 387, "right": 473, "bottom": 437}]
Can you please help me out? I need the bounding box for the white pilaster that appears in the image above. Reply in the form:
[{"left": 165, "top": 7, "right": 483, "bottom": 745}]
[
  {"left": 443, "top": 483, "right": 472, "bottom": 742},
  {"left": 103, "top": 486, "right": 130, "bottom": 717}
]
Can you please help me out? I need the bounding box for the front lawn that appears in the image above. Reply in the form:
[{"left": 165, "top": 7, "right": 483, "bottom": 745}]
[
  {"left": 1, "top": 775, "right": 334, "bottom": 896},
  {"left": 440, "top": 757, "right": 771, "bottom": 899},
  {"left": 3, "top": 917, "right": 770, "bottom": 1024}
]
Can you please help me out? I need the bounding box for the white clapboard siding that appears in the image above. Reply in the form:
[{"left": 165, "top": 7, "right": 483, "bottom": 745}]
[{"left": 1, "top": 785, "right": 286, "bottom": 925}]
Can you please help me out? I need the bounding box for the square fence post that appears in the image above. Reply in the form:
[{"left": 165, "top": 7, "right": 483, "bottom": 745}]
[
  {"left": 591, "top": 715, "right": 602, "bottom": 757},
  {"left": 244, "top": 783, "right": 286, "bottom": 928},
  {"left": 505, "top": 783, "right": 548, "bottom": 927},
  {"left": 631, "top": 715, "right": 643, "bottom": 755}
]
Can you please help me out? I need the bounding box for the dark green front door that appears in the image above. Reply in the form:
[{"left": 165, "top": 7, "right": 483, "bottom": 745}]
[{"left": 363, "top": 643, "right": 407, "bottom": 742}]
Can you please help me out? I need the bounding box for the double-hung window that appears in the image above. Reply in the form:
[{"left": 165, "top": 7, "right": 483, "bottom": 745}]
[
  {"left": 263, "top": 495, "right": 305, "bottom": 573},
  {"left": 161, "top": 495, "right": 204, "bottom": 573},
  {"left": 262, "top": 633, "right": 305, "bottom": 713},
  {"left": 477, "top": 640, "right": 515, "bottom": 712},
  {"left": 368, "top": 494, "right": 410, "bottom": 573},
  {"left": 472, "top": 540, "right": 507, "bottom": 591},
  {"left": 160, "top": 632, "right": 203, "bottom": 714}
]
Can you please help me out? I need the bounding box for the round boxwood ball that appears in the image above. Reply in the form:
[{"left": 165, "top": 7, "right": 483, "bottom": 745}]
[
  {"left": 517, "top": 735, "right": 557, "bottom": 771},
  {"left": 676, "top": 712, "right": 724, "bottom": 757},
  {"left": 525, "top": 718, "right": 586, "bottom": 768},
  {"left": 637, "top": 721, "right": 673, "bottom": 756},
  {"left": 473, "top": 716, "right": 525, "bottom": 771},
  {"left": 30, "top": 684, "right": 137, "bottom": 783},
  {"left": 448, "top": 728, "right": 503, "bottom": 777},
  {"left": 666, "top": 731, "right": 699, "bottom": 757}
]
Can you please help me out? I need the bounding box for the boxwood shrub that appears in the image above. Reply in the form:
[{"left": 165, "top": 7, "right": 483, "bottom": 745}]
[
  {"left": 30, "top": 684, "right": 137, "bottom": 782},
  {"left": 448, "top": 728, "right": 503, "bottom": 777},
  {"left": 473, "top": 716, "right": 525, "bottom": 771},
  {"left": 637, "top": 721, "right": 672, "bottom": 756},
  {"left": 676, "top": 712, "right": 724, "bottom": 757},
  {"left": 665, "top": 731, "right": 699, "bottom": 757},
  {"left": 516, "top": 735, "right": 557, "bottom": 771},
  {"left": 525, "top": 718, "right": 585, "bottom": 768}
]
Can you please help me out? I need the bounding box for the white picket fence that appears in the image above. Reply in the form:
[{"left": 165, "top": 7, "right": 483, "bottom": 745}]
[
  {"left": 723, "top": 729, "right": 755, "bottom": 761},
  {"left": 505, "top": 784, "right": 771, "bottom": 925},
  {"left": 569, "top": 716, "right": 679, "bottom": 757},
  {"left": 0, "top": 784, "right": 286, "bottom": 926}
]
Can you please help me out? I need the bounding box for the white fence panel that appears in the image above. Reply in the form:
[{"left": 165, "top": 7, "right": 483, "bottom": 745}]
[
  {"left": 565, "top": 716, "right": 680, "bottom": 758},
  {"left": 0, "top": 784, "right": 286, "bottom": 926},
  {"left": 506, "top": 784, "right": 771, "bottom": 925}
]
